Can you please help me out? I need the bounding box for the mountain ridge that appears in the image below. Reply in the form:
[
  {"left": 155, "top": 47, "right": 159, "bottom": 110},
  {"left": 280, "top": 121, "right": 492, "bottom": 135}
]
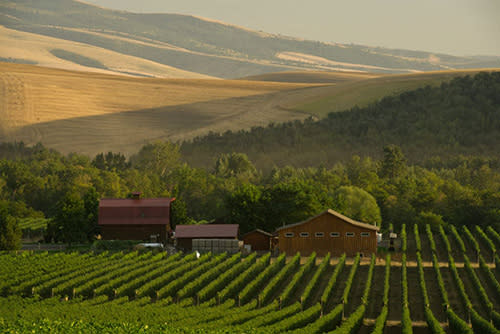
[{"left": 2, "top": 0, "right": 499, "bottom": 78}]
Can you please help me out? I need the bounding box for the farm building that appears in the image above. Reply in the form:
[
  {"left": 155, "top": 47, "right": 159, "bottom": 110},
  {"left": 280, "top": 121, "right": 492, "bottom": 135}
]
[
  {"left": 175, "top": 224, "right": 239, "bottom": 251},
  {"left": 98, "top": 196, "right": 175, "bottom": 243},
  {"left": 276, "top": 209, "right": 379, "bottom": 256},
  {"left": 242, "top": 229, "right": 273, "bottom": 251}
]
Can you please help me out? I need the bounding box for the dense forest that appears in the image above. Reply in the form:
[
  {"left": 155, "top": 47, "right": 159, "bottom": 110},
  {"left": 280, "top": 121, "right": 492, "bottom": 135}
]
[
  {"left": 181, "top": 72, "right": 500, "bottom": 170},
  {"left": 1, "top": 141, "right": 499, "bottom": 249}
]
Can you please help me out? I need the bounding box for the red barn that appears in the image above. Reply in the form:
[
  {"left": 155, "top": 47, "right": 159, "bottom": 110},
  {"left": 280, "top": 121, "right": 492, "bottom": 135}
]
[
  {"left": 242, "top": 229, "right": 273, "bottom": 251},
  {"left": 98, "top": 197, "right": 175, "bottom": 243}
]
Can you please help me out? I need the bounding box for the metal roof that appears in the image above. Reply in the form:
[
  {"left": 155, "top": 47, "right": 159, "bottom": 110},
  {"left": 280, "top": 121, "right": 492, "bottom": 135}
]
[
  {"left": 242, "top": 229, "right": 273, "bottom": 238},
  {"left": 275, "top": 209, "right": 380, "bottom": 232},
  {"left": 99, "top": 198, "right": 174, "bottom": 208},
  {"left": 98, "top": 198, "right": 174, "bottom": 226},
  {"left": 175, "top": 224, "right": 239, "bottom": 239}
]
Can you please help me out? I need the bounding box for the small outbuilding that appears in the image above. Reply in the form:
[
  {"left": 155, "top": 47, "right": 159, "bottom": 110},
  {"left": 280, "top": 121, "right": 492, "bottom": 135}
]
[
  {"left": 175, "top": 224, "right": 239, "bottom": 251},
  {"left": 276, "top": 209, "right": 379, "bottom": 256},
  {"left": 98, "top": 196, "right": 175, "bottom": 243},
  {"left": 242, "top": 229, "right": 273, "bottom": 251}
]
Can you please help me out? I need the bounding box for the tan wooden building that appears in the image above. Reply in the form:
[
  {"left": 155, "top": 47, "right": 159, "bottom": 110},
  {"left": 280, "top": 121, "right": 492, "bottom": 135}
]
[{"left": 276, "top": 209, "right": 379, "bottom": 256}]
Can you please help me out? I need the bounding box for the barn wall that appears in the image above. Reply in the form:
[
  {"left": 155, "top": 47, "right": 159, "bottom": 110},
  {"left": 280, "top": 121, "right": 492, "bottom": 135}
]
[
  {"left": 176, "top": 237, "right": 236, "bottom": 251},
  {"left": 243, "top": 232, "right": 271, "bottom": 251},
  {"left": 177, "top": 238, "right": 193, "bottom": 251},
  {"left": 277, "top": 213, "right": 377, "bottom": 256},
  {"left": 100, "top": 224, "right": 168, "bottom": 243}
]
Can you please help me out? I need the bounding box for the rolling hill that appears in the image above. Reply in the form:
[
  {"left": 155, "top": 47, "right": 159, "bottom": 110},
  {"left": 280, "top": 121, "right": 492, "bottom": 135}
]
[
  {"left": 180, "top": 71, "right": 500, "bottom": 169},
  {"left": 1, "top": 0, "right": 499, "bottom": 79},
  {"left": 0, "top": 63, "right": 327, "bottom": 156},
  {"left": 2, "top": 62, "right": 498, "bottom": 158},
  {"left": 0, "top": 26, "right": 214, "bottom": 79}
]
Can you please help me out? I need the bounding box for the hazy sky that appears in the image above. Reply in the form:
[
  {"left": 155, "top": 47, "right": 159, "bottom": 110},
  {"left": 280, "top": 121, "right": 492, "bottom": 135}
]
[{"left": 84, "top": 0, "right": 500, "bottom": 56}]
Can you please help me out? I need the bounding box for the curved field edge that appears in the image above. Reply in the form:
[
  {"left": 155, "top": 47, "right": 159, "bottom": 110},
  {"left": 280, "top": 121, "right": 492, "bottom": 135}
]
[{"left": 290, "top": 69, "right": 499, "bottom": 118}]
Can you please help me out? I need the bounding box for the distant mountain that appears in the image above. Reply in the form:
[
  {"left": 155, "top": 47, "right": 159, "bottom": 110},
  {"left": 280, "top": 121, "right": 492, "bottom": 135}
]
[{"left": 1, "top": 0, "right": 499, "bottom": 78}]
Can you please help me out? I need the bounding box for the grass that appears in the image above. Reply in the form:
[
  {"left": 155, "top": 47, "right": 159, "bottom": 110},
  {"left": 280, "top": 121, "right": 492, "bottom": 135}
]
[{"left": 289, "top": 69, "right": 497, "bottom": 117}]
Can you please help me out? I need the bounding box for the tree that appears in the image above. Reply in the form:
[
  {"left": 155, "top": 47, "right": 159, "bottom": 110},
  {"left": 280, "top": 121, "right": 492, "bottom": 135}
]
[
  {"left": 379, "top": 145, "right": 407, "bottom": 179},
  {"left": 214, "top": 153, "right": 257, "bottom": 179},
  {"left": 262, "top": 180, "right": 324, "bottom": 231},
  {"left": 331, "top": 186, "right": 381, "bottom": 226},
  {"left": 51, "top": 189, "right": 99, "bottom": 245},
  {"left": 130, "top": 141, "right": 181, "bottom": 178},
  {"left": 224, "top": 183, "right": 263, "bottom": 234},
  {"left": 170, "top": 198, "right": 193, "bottom": 228},
  {"left": 0, "top": 203, "right": 21, "bottom": 250}
]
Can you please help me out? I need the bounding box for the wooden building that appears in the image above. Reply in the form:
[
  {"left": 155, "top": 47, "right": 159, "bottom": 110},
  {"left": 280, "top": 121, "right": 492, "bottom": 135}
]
[
  {"left": 98, "top": 197, "right": 175, "bottom": 243},
  {"left": 242, "top": 229, "right": 273, "bottom": 251},
  {"left": 175, "top": 224, "right": 239, "bottom": 251},
  {"left": 276, "top": 209, "right": 379, "bottom": 256}
]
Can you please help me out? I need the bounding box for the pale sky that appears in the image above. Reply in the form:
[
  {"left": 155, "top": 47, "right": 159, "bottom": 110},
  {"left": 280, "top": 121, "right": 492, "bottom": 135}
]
[{"left": 84, "top": 0, "right": 500, "bottom": 57}]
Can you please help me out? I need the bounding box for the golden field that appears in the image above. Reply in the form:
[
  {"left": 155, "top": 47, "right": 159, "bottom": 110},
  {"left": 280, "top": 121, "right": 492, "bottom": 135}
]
[{"left": 0, "top": 63, "right": 325, "bottom": 156}]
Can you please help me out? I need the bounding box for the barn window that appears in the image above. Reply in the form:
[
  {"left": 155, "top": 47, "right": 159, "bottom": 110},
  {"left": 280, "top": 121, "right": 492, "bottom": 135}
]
[
  {"left": 285, "top": 232, "right": 294, "bottom": 238},
  {"left": 315, "top": 232, "right": 324, "bottom": 237},
  {"left": 300, "top": 232, "right": 309, "bottom": 238},
  {"left": 330, "top": 232, "right": 340, "bottom": 237},
  {"left": 361, "top": 232, "right": 370, "bottom": 237},
  {"left": 346, "top": 232, "right": 355, "bottom": 237}
]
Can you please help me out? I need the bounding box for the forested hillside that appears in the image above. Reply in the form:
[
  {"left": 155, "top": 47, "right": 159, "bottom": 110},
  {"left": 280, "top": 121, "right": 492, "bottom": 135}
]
[
  {"left": 1, "top": 140, "right": 499, "bottom": 247},
  {"left": 181, "top": 72, "right": 500, "bottom": 169}
]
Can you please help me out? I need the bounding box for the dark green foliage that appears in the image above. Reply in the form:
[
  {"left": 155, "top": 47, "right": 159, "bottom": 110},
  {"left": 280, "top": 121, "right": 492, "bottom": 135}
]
[
  {"left": 239, "top": 252, "right": 286, "bottom": 305},
  {"left": 331, "top": 186, "right": 381, "bottom": 226},
  {"left": 401, "top": 224, "right": 407, "bottom": 252},
  {"left": 426, "top": 224, "right": 437, "bottom": 253},
  {"left": 476, "top": 225, "right": 495, "bottom": 253},
  {"left": 446, "top": 309, "right": 473, "bottom": 334},
  {"left": 414, "top": 224, "right": 421, "bottom": 252},
  {"left": 329, "top": 304, "right": 366, "bottom": 334},
  {"left": 0, "top": 204, "right": 21, "bottom": 250},
  {"left": 321, "top": 254, "right": 346, "bottom": 306},
  {"left": 379, "top": 145, "right": 407, "bottom": 179},
  {"left": 470, "top": 308, "right": 500, "bottom": 334},
  {"left": 342, "top": 253, "right": 361, "bottom": 304},
  {"left": 92, "top": 152, "right": 130, "bottom": 171},
  {"left": 279, "top": 252, "right": 316, "bottom": 306},
  {"left": 371, "top": 306, "right": 388, "bottom": 334},
  {"left": 301, "top": 253, "right": 330, "bottom": 307},
  {"left": 401, "top": 253, "right": 412, "bottom": 334},
  {"left": 267, "top": 303, "right": 321, "bottom": 332},
  {"left": 258, "top": 252, "right": 301, "bottom": 305}
]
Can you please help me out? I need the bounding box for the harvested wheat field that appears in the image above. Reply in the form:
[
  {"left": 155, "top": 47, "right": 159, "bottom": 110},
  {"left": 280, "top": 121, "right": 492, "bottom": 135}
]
[
  {"left": 0, "top": 62, "right": 327, "bottom": 156},
  {"left": 0, "top": 26, "right": 213, "bottom": 79}
]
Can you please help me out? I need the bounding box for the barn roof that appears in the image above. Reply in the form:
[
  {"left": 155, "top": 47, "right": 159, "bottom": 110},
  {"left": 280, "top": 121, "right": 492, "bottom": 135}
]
[
  {"left": 98, "top": 198, "right": 174, "bottom": 225},
  {"left": 175, "top": 224, "right": 239, "bottom": 239},
  {"left": 242, "top": 229, "right": 273, "bottom": 238},
  {"left": 275, "top": 209, "right": 380, "bottom": 232},
  {"left": 99, "top": 198, "right": 174, "bottom": 208}
]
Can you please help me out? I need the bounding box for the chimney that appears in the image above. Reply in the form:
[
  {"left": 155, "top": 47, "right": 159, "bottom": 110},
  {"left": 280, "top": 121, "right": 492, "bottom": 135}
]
[{"left": 131, "top": 192, "right": 141, "bottom": 199}]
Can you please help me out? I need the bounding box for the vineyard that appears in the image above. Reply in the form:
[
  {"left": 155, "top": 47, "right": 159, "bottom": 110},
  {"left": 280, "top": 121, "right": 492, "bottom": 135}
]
[{"left": 1, "top": 224, "right": 500, "bottom": 333}]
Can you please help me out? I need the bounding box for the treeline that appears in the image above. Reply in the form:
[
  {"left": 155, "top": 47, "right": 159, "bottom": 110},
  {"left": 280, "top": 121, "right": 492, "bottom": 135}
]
[
  {"left": 1, "top": 140, "right": 500, "bottom": 249},
  {"left": 181, "top": 72, "right": 500, "bottom": 170}
]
